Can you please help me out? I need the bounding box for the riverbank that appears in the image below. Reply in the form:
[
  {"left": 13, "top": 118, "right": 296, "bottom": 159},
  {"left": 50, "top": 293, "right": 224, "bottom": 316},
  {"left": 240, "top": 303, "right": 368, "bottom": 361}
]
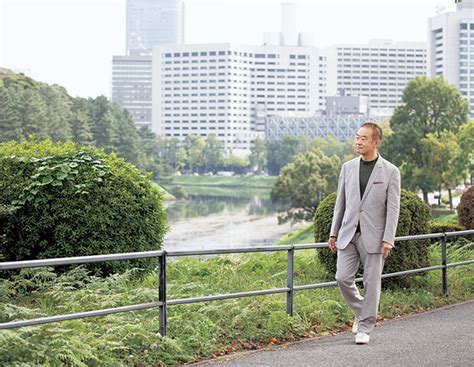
[
  {"left": 1, "top": 237, "right": 472, "bottom": 365},
  {"left": 166, "top": 175, "right": 277, "bottom": 189}
]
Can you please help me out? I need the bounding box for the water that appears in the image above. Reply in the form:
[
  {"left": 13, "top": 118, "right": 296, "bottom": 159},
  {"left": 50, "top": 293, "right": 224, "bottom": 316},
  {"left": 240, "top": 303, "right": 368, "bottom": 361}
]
[{"left": 163, "top": 186, "right": 306, "bottom": 251}]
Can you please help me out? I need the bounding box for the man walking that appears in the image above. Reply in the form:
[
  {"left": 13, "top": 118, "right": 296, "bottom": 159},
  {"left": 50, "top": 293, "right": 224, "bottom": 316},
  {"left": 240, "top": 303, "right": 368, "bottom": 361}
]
[{"left": 328, "top": 122, "right": 401, "bottom": 344}]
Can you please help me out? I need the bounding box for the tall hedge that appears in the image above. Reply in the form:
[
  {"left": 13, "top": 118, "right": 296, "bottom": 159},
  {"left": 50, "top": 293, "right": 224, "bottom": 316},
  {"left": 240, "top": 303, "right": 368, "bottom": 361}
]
[
  {"left": 457, "top": 186, "right": 473, "bottom": 230},
  {"left": 0, "top": 140, "right": 168, "bottom": 275},
  {"left": 314, "top": 190, "right": 431, "bottom": 286}
]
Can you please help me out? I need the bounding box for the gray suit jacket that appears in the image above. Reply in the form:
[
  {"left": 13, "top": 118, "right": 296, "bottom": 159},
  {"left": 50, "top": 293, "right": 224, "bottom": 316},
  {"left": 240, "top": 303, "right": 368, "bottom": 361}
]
[{"left": 330, "top": 155, "right": 401, "bottom": 253}]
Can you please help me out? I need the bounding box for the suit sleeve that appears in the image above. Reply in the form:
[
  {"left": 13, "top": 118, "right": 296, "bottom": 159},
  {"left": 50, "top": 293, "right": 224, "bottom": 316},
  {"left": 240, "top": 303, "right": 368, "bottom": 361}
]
[
  {"left": 330, "top": 164, "right": 346, "bottom": 238},
  {"left": 382, "top": 167, "right": 401, "bottom": 246}
]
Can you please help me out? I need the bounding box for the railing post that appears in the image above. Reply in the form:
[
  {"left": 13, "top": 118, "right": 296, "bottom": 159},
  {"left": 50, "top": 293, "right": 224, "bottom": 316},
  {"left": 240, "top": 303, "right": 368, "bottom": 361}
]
[
  {"left": 286, "top": 247, "right": 294, "bottom": 316},
  {"left": 441, "top": 234, "right": 448, "bottom": 295},
  {"left": 158, "top": 252, "right": 167, "bottom": 336}
]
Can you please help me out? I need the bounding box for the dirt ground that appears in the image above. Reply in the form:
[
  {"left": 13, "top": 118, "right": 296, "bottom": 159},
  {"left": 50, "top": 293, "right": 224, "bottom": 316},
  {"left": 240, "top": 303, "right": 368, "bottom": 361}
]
[{"left": 164, "top": 211, "right": 309, "bottom": 251}]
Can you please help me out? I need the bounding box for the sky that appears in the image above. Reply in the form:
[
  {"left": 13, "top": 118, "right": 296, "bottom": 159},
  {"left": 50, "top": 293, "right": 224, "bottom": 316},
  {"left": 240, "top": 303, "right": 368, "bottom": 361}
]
[{"left": 0, "top": 0, "right": 457, "bottom": 98}]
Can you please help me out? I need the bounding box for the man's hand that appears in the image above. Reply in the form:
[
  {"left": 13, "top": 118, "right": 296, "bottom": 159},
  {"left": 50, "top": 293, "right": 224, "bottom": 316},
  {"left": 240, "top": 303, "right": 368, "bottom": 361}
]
[
  {"left": 382, "top": 242, "right": 393, "bottom": 260},
  {"left": 328, "top": 236, "right": 337, "bottom": 253}
]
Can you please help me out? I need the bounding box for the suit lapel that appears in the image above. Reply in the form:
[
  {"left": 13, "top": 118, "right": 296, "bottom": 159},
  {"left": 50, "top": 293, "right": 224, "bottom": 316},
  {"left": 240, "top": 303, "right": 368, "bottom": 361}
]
[
  {"left": 353, "top": 158, "right": 361, "bottom": 203},
  {"left": 360, "top": 156, "right": 383, "bottom": 204}
]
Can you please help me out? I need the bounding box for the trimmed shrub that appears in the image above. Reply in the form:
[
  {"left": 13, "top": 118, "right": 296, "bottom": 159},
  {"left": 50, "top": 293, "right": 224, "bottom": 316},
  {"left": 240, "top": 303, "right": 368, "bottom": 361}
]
[
  {"left": 314, "top": 189, "right": 431, "bottom": 287},
  {"left": 457, "top": 186, "right": 473, "bottom": 230},
  {"left": 429, "top": 221, "right": 464, "bottom": 234},
  {"left": 429, "top": 221, "right": 466, "bottom": 243},
  {"left": 0, "top": 140, "right": 168, "bottom": 275}
]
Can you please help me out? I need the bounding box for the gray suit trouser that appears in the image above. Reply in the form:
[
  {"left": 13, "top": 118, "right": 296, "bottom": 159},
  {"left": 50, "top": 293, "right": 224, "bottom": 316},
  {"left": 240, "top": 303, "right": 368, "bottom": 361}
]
[{"left": 336, "top": 233, "right": 384, "bottom": 334}]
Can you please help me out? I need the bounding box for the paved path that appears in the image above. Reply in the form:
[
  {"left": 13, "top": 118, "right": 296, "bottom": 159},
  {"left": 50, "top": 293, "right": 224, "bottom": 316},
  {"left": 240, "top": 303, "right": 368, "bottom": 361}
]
[{"left": 194, "top": 300, "right": 474, "bottom": 367}]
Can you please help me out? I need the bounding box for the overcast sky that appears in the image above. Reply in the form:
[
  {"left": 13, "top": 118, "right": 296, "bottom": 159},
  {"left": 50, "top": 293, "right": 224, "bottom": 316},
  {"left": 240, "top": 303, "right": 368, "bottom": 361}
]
[{"left": 0, "top": 0, "right": 456, "bottom": 98}]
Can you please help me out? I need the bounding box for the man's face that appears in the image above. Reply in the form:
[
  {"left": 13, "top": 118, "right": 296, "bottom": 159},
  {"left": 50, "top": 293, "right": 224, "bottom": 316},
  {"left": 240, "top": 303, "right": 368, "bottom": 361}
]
[{"left": 355, "top": 126, "right": 379, "bottom": 156}]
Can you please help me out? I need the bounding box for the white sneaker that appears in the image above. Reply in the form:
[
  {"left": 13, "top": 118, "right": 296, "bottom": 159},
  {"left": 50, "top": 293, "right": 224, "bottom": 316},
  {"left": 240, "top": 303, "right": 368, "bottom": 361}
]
[
  {"left": 355, "top": 332, "right": 370, "bottom": 344},
  {"left": 352, "top": 317, "right": 361, "bottom": 334}
]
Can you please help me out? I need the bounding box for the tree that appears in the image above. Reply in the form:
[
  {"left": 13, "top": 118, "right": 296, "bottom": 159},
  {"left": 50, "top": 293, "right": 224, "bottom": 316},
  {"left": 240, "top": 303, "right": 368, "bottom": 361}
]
[
  {"left": 110, "top": 106, "right": 141, "bottom": 164},
  {"left": 457, "top": 120, "right": 474, "bottom": 185},
  {"left": 383, "top": 76, "right": 469, "bottom": 203},
  {"left": 184, "top": 134, "right": 205, "bottom": 173},
  {"left": 70, "top": 109, "right": 94, "bottom": 146},
  {"left": 422, "top": 129, "right": 470, "bottom": 209},
  {"left": 270, "top": 147, "right": 340, "bottom": 223},
  {"left": 224, "top": 153, "right": 249, "bottom": 174},
  {"left": 0, "top": 87, "right": 22, "bottom": 142},
  {"left": 88, "top": 96, "right": 117, "bottom": 152},
  {"left": 15, "top": 88, "right": 49, "bottom": 141},
  {"left": 312, "top": 135, "right": 355, "bottom": 162},
  {"left": 40, "top": 84, "right": 72, "bottom": 142},
  {"left": 202, "top": 134, "right": 225, "bottom": 173},
  {"left": 266, "top": 135, "right": 301, "bottom": 175},
  {"left": 163, "top": 137, "right": 183, "bottom": 172},
  {"left": 249, "top": 137, "right": 267, "bottom": 174}
]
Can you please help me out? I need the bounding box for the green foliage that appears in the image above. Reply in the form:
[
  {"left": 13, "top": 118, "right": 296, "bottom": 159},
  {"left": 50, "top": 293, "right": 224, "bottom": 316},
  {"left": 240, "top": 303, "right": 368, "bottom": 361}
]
[
  {"left": 428, "top": 221, "right": 470, "bottom": 243},
  {"left": 0, "top": 140, "right": 168, "bottom": 275},
  {"left": 0, "top": 240, "right": 472, "bottom": 366},
  {"left": 223, "top": 154, "right": 250, "bottom": 174},
  {"left": 314, "top": 190, "right": 432, "bottom": 286},
  {"left": 382, "top": 76, "right": 470, "bottom": 200},
  {"left": 271, "top": 148, "right": 340, "bottom": 223},
  {"left": 266, "top": 135, "right": 302, "bottom": 175},
  {"left": 202, "top": 135, "right": 226, "bottom": 173},
  {"left": 457, "top": 186, "right": 474, "bottom": 230}
]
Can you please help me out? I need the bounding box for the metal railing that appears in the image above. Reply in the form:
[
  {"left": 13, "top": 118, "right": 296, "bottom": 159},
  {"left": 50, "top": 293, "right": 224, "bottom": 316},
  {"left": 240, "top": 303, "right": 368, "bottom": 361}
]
[{"left": 0, "top": 230, "right": 473, "bottom": 336}]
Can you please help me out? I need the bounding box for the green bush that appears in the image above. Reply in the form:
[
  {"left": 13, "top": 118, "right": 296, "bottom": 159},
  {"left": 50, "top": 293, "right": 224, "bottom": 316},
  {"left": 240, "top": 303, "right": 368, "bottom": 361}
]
[
  {"left": 457, "top": 186, "right": 473, "bottom": 230},
  {"left": 314, "top": 189, "right": 431, "bottom": 286},
  {"left": 0, "top": 140, "right": 168, "bottom": 275},
  {"left": 429, "top": 221, "right": 466, "bottom": 243},
  {"left": 429, "top": 221, "right": 464, "bottom": 234}
]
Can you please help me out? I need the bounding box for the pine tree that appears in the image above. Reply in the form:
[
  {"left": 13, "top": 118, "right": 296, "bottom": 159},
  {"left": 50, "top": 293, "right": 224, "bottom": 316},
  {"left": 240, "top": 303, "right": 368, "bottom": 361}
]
[
  {"left": 39, "top": 84, "right": 72, "bottom": 142},
  {"left": 0, "top": 87, "right": 22, "bottom": 142},
  {"left": 15, "top": 88, "right": 49, "bottom": 140}
]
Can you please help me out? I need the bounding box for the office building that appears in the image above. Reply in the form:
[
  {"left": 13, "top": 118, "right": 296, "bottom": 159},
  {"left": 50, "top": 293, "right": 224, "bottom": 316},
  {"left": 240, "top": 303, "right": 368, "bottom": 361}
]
[
  {"left": 151, "top": 43, "right": 325, "bottom": 155},
  {"left": 428, "top": 0, "right": 474, "bottom": 115},
  {"left": 325, "top": 39, "right": 427, "bottom": 116},
  {"left": 113, "top": 0, "right": 184, "bottom": 128},
  {"left": 325, "top": 94, "right": 369, "bottom": 116},
  {"left": 151, "top": 3, "right": 325, "bottom": 155},
  {"left": 111, "top": 54, "right": 152, "bottom": 129},
  {"left": 126, "top": 0, "right": 184, "bottom": 53}
]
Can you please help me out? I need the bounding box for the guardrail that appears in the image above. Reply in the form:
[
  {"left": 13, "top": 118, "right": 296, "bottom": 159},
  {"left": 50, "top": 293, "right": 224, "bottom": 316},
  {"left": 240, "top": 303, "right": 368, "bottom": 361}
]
[{"left": 0, "top": 230, "right": 473, "bottom": 336}]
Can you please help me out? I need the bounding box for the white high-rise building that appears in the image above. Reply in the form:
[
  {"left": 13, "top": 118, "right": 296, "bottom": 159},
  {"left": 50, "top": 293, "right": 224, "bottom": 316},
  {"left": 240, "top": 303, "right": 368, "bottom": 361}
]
[
  {"left": 152, "top": 43, "right": 325, "bottom": 155},
  {"left": 111, "top": 55, "right": 152, "bottom": 129},
  {"left": 325, "top": 40, "right": 427, "bottom": 116},
  {"left": 126, "top": 0, "right": 184, "bottom": 54},
  {"left": 151, "top": 3, "right": 325, "bottom": 155},
  {"left": 428, "top": 0, "right": 474, "bottom": 115}
]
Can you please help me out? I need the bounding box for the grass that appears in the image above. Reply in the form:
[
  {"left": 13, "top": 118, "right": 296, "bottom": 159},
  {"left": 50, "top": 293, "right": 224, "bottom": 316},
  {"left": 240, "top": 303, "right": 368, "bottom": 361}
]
[
  {"left": 0, "top": 240, "right": 472, "bottom": 365},
  {"left": 167, "top": 175, "right": 277, "bottom": 189},
  {"left": 275, "top": 223, "right": 315, "bottom": 245},
  {"left": 433, "top": 213, "right": 459, "bottom": 225}
]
